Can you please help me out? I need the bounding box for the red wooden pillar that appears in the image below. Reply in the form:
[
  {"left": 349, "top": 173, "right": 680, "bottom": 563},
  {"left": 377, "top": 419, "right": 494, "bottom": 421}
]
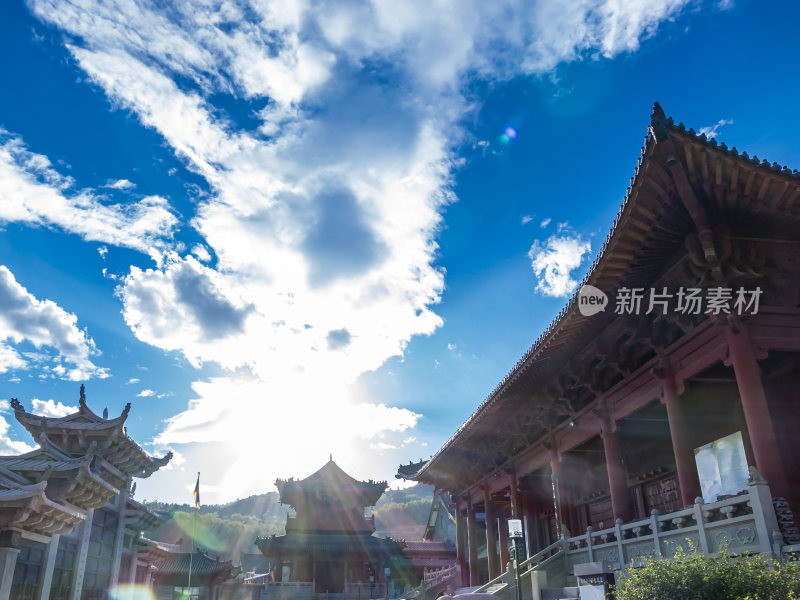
[
  {"left": 483, "top": 489, "right": 499, "bottom": 580},
  {"left": 467, "top": 498, "right": 479, "bottom": 586},
  {"left": 726, "top": 325, "right": 789, "bottom": 499},
  {"left": 598, "top": 405, "right": 634, "bottom": 522},
  {"left": 655, "top": 363, "right": 702, "bottom": 506},
  {"left": 549, "top": 453, "right": 565, "bottom": 539},
  {"left": 455, "top": 503, "right": 468, "bottom": 587},
  {"left": 498, "top": 509, "right": 510, "bottom": 571},
  {"left": 509, "top": 469, "right": 522, "bottom": 520},
  {"left": 526, "top": 491, "right": 542, "bottom": 554}
]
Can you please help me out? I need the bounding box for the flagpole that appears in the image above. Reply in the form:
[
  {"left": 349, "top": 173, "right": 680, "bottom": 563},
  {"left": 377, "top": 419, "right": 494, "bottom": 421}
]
[{"left": 188, "top": 471, "right": 199, "bottom": 596}]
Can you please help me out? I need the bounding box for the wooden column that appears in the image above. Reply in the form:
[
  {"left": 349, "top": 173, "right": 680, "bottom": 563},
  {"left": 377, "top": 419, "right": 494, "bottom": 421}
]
[
  {"left": 549, "top": 454, "right": 565, "bottom": 539},
  {"left": 483, "top": 489, "right": 499, "bottom": 580},
  {"left": 70, "top": 507, "right": 95, "bottom": 600},
  {"left": 455, "top": 503, "right": 468, "bottom": 587},
  {"left": 0, "top": 547, "right": 20, "bottom": 600},
  {"left": 654, "top": 362, "right": 702, "bottom": 506},
  {"left": 508, "top": 469, "right": 524, "bottom": 562},
  {"left": 38, "top": 534, "right": 61, "bottom": 600},
  {"left": 525, "top": 492, "right": 541, "bottom": 555},
  {"left": 144, "top": 565, "right": 154, "bottom": 588},
  {"left": 126, "top": 537, "right": 139, "bottom": 585},
  {"left": 598, "top": 403, "right": 634, "bottom": 522},
  {"left": 498, "top": 511, "right": 509, "bottom": 571},
  {"left": 466, "top": 499, "right": 479, "bottom": 586},
  {"left": 600, "top": 429, "right": 633, "bottom": 522},
  {"left": 110, "top": 481, "right": 131, "bottom": 588},
  {"left": 725, "top": 325, "right": 789, "bottom": 498},
  {"left": 508, "top": 470, "right": 522, "bottom": 519}
]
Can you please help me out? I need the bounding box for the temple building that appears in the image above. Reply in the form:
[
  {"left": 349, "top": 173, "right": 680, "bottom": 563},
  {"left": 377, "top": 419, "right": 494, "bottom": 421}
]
[
  {"left": 256, "top": 459, "right": 416, "bottom": 599},
  {"left": 397, "top": 104, "right": 800, "bottom": 592},
  {"left": 0, "top": 386, "right": 172, "bottom": 600}
]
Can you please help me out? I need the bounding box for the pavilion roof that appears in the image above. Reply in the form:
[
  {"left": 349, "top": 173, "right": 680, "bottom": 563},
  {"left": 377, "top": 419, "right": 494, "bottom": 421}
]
[
  {"left": 152, "top": 549, "right": 234, "bottom": 586},
  {"left": 0, "top": 441, "right": 120, "bottom": 510},
  {"left": 125, "top": 496, "right": 163, "bottom": 531},
  {"left": 10, "top": 386, "right": 172, "bottom": 479},
  {"left": 403, "top": 103, "right": 800, "bottom": 489},
  {"left": 0, "top": 473, "right": 85, "bottom": 536},
  {"left": 275, "top": 459, "right": 387, "bottom": 508}
]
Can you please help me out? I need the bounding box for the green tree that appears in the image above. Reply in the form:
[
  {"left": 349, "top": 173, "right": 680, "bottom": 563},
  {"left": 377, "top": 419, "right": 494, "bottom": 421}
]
[{"left": 616, "top": 545, "right": 800, "bottom": 600}]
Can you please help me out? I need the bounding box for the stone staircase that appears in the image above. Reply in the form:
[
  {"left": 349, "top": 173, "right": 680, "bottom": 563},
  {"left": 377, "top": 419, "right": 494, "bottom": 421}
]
[
  {"left": 480, "top": 582, "right": 507, "bottom": 595},
  {"left": 541, "top": 588, "right": 579, "bottom": 600}
]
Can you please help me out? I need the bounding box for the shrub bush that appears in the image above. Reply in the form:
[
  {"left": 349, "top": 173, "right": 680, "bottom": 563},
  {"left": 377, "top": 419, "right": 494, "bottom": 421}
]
[{"left": 614, "top": 545, "right": 800, "bottom": 600}]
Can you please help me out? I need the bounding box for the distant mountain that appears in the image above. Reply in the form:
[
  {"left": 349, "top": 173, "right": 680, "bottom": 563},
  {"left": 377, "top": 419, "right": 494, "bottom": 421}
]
[{"left": 145, "top": 483, "right": 434, "bottom": 561}]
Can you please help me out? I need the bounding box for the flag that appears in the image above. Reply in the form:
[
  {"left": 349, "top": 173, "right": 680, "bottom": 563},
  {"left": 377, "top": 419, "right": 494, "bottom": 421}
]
[{"left": 193, "top": 473, "right": 200, "bottom": 509}]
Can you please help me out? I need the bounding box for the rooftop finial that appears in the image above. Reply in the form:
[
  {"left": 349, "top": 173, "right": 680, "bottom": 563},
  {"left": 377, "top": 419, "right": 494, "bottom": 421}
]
[
  {"left": 102, "top": 407, "right": 108, "bottom": 419},
  {"left": 79, "top": 384, "right": 87, "bottom": 410},
  {"left": 329, "top": 453, "right": 333, "bottom": 462},
  {"left": 650, "top": 101, "right": 669, "bottom": 142}
]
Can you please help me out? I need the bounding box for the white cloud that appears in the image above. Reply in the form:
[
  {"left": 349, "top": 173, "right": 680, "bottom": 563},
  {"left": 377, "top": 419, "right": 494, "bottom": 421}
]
[
  {"left": 698, "top": 118, "right": 733, "bottom": 139},
  {"left": 106, "top": 178, "right": 135, "bottom": 190},
  {"left": 192, "top": 244, "right": 212, "bottom": 263},
  {"left": 0, "top": 265, "right": 108, "bottom": 380},
  {"left": 137, "top": 389, "right": 155, "bottom": 397},
  {"left": 540, "top": 217, "right": 552, "bottom": 228},
  {"left": 144, "top": 375, "right": 420, "bottom": 501},
  {"left": 528, "top": 233, "right": 592, "bottom": 297},
  {"left": 26, "top": 0, "right": 699, "bottom": 499},
  {"left": 447, "top": 343, "right": 456, "bottom": 351},
  {"left": 0, "top": 129, "right": 177, "bottom": 261},
  {"left": 31, "top": 398, "right": 77, "bottom": 418},
  {"left": 126, "top": 377, "right": 140, "bottom": 385},
  {"left": 0, "top": 345, "right": 26, "bottom": 374},
  {"left": 521, "top": 215, "right": 534, "bottom": 225},
  {"left": 0, "top": 400, "right": 36, "bottom": 455}
]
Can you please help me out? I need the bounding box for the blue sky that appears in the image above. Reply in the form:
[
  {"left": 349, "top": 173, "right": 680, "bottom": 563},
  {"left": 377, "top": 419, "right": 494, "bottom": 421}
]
[{"left": 1, "top": 0, "right": 799, "bottom": 503}]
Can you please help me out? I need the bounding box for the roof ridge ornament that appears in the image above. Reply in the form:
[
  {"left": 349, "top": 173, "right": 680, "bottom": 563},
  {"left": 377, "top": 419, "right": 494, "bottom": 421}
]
[
  {"left": 650, "top": 101, "right": 670, "bottom": 143},
  {"left": 79, "top": 384, "right": 87, "bottom": 412}
]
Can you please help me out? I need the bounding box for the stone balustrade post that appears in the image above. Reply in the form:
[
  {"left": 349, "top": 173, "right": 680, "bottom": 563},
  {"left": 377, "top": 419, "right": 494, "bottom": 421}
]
[{"left": 747, "top": 467, "right": 782, "bottom": 556}]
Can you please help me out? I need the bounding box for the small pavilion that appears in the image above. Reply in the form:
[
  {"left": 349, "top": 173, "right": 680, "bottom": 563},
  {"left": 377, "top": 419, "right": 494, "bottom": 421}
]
[{"left": 256, "top": 459, "right": 415, "bottom": 598}]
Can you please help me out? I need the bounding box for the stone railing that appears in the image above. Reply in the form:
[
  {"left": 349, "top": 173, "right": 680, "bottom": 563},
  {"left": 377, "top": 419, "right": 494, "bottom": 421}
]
[
  {"left": 423, "top": 563, "right": 459, "bottom": 586},
  {"left": 561, "top": 473, "right": 781, "bottom": 571},
  {"left": 472, "top": 472, "right": 786, "bottom": 600}
]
